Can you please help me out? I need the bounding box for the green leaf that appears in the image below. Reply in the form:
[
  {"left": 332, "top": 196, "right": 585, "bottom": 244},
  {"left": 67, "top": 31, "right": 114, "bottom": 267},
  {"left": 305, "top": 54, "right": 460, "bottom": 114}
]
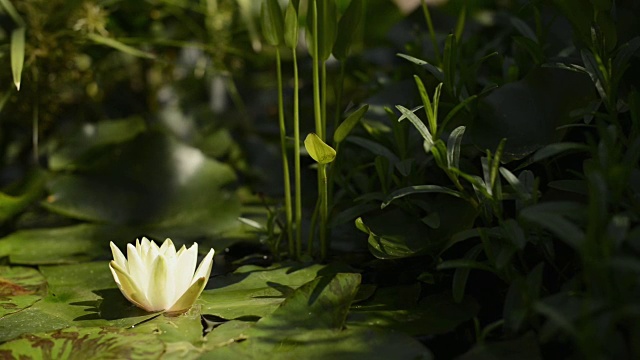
[
  {"left": 346, "top": 136, "right": 399, "bottom": 164},
  {"left": 443, "top": 34, "right": 458, "bottom": 97},
  {"left": 510, "top": 17, "right": 537, "bottom": 41},
  {"left": 43, "top": 131, "right": 241, "bottom": 238},
  {"left": 251, "top": 273, "right": 361, "bottom": 332},
  {"left": 0, "top": 0, "right": 25, "bottom": 26},
  {"left": 10, "top": 27, "right": 25, "bottom": 91},
  {"left": 0, "top": 224, "right": 140, "bottom": 265},
  {"left": 283, "top": 1, "right": 298, "bottom": 48},
  {"left": 0, "top": 169, "right": 46, "bottom": 223},
  {"left": 452, "top": 245, "right": 482, "bottom": 303},
  {"left": 520, "top": 202, "right": 586, "bottom": 250},
  {"left": 441, "top": 95, "right": 477, "bottom": 131},
  {"left": 531, "top": 142, "right": 589, "bottom": 163},
  {"left": 396, "top": 105, "right": 433, "bottom": 147},
  {"left": 413, "top": 76, "right": 441, "bottom": 135},
  {"left": 381, "top": 185, "right": 465, "bottom": 209},
  {"left": 306, "top": 0, "right": 338, "bottom": 61},
  {"left": 261, "top": 0, "right": 284, "bottom": 46},
  {"left": 396, "top": 53, "right": 444, "bottom": 81},
  {"left": 334, "top": 104, "right": 368, "bottom": 143},
  {"left": 458, "top": 332, "right": 542, "bottom": 360},
  {"left": 87, "top": 34, "right": 155, "bottom": 59},
  {"left": 304, "top": 133, "right": 336, "bottom": 164},
  {"left": 446, "top": 126, "right": 466, "bottom": 169},
  {"left": 0, "top": 262, "right": 158, "bottom": 342},
  {"left": 333, "top": 0, "right": 364, "bottom": 60},
  {"left": 0, "top": 327, "right": 164, "bottom": 359},
  {"left": 199, "top": 264, "right": 326, "bottom": 319},
  {"left": 0, "top": 266, "right": 46, "bottom": 318},
  {"left": 348, "top": 290, "right": 479, "bottom": 336}
]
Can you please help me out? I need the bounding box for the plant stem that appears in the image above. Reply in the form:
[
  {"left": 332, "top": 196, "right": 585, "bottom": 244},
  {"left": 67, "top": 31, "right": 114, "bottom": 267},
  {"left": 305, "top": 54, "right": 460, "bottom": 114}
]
[
  {"left": 319, "top": 163, "right": 328, "bottom": 260},
  {"left": 276, "top": 48, "right": 293, "bottom": 255},
  {"left": 292, "top": 47, "right": 302, "bottom": 259},
  {"left": 421, "top": 0, "right": 441, "bottom": 66}
]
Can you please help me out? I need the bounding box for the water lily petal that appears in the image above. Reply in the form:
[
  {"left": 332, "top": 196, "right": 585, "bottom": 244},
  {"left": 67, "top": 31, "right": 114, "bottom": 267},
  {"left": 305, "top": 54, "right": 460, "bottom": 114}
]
[
  {"left": 109, "top": 261, "right": 150, "bottom": 311},
  {"left": 146, "top": 254, "right": 172, "bottom": 311},
  {"left": 126, "top": 243, "right": 147, "bottom": 282},
  {"left": 167, "top": 276, "right": 207, "bottom": 313},
  {"left": 191, "top": 248, "right": 215, "bottom": 286},
  {"left": 175, "top": 244, "right": 198, "bottom": 298},
  {"left": 110, "top": 242, "right": 127, "bottom": 270}
]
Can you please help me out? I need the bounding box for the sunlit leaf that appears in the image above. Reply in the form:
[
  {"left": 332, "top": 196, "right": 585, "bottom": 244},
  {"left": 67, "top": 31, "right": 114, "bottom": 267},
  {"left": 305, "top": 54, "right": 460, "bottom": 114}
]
[
  {"left": 304, "top": 133, "right": 336, "bottom": 164},
  {"left": 10, "top": 27, "right": 25, "bottom": 90}
]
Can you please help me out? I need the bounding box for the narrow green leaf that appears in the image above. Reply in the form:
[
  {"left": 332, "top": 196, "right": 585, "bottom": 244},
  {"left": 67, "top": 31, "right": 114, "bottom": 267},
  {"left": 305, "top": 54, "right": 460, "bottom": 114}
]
[
  {"left": 333, "top": 0, "right": 364, "bottom": 60},
  {"left": 305, "top": 133, "right": 336, "bottom": 164},
  {"left": 347, "top": 137, "right": 399, "bottom": 164},
  {"left": 10, "top": 27, "right": 25, "bottom": 91},
  {"left": 441, "top": 95, "right": 477, "bottom": 130},
  {"left": 490, "top": 138, "right": 507, "bottom": 190},
  {"left": 454, "top": 5, "right": 466, "bottom": 42},
  {"left": 87, "top": 34, "right": 155, "bottom": 59},
  {"left": 510, "top": 17, "right": 537, "bottom": 41},
  {"left": 443, "top": 34, "right": 458, "bottom": 97},
  {"left": 499, "top": 167, "right": 531, "bottom": 201},
  {"left": 396, "top": 105, "right": 433, "bottom": 147},
  {"left": 283, "top": 1, "right": 298, "bottom": 48},
  {"left": 396, "top": 53, "right": 444, "bottom": 81},
  {"left": 531, "top": 142, "right": 589, "bottom": 163},
  {"left": 414, "top": 76, "right": 436, "bottom": 134},
  {"left": 452, "top": 244, "right": 482, "bottom": 303},
  {"left": 381, "top": 185, "right": 465, "bottom": 209},
  {"left": 446, "top": 126, "right": 466, "bottom": 169},
  {"left": 333, "top": 104, "right": 368, "bottom": 143},
  {"left": 0, "top": 0, "right": 25, "bottom": 26}
]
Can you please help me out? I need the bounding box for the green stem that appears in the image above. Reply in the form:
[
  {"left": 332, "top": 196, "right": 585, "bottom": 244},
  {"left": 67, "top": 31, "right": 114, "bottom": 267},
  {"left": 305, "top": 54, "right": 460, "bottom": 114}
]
[
  {"left": 319, "top": 163, "right": 329, "bottom": 260},
  {"left": 311, "top": 0, "right": 323, "bottom": 140},
  {"left": 421, "top": 0, "right": 441, "bottom": 66},
  {"left": 333, "top": 62, "right": 346, "bottom": 132},
  {"left": 292, "top": 47, "right": 302, "bottom": 259},
  {"left": 276, "top": 48, "right": 293, "bottom": 256}
]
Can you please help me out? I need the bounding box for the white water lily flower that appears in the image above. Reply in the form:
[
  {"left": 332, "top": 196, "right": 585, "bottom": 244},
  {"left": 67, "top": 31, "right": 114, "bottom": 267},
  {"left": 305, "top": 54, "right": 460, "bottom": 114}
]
[{"left": 109, "top": 238, "right": 215, "bottom": 313}]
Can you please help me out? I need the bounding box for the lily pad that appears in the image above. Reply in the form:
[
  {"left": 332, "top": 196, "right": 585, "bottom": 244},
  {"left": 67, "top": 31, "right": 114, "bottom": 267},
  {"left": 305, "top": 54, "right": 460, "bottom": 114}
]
[
  {"left": 0, "top": 262, "right": 157, "bottom": 342},
  {"left": 0, "top": 266, "right": 47, "bottom": 317},
  {"left": 0, "top": 224, "right": 140, "bottom": 265},
  {"left": 0, "top": 326, "right": 164, "bottom": 359},
  {"left": 199, "top": 263, "right": 327, "bottom": 319},
  {"left": 43, "top": 131, "right": 241, "bottom": 238}
]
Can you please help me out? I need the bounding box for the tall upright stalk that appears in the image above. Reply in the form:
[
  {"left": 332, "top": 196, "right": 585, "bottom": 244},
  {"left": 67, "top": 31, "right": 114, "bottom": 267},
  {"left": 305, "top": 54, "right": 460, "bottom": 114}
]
[
  {"left": 292, "top": 47, "right": 302, "bottom": 259},
  {"left": 275, "top": 48, "right": 294, "bottom": 254}
]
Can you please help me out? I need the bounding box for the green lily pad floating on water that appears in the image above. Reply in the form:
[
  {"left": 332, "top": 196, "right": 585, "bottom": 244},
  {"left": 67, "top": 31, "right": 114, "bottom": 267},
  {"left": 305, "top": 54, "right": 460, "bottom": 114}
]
[
  {"left": 43, "top": 131, "right": 241, "bottom": 238},
  {"left": 0, "top": 262, "right": 157, "bottom": 343},
  {"left": 0, "top": 326, "right": 164, "bottom": 359},
  {"left": 0, "top": 266, "right": 47, "bottom": 318}
]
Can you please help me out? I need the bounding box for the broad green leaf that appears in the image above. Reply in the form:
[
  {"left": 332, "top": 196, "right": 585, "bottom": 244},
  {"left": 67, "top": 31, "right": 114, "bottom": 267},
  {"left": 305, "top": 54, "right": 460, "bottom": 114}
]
[
  {"left": 349, "top": 290, "right": 479, "bottom": 336},
  {"left": 446, "top": 126, "right": 466, "bottom": 169},
  {"left": 333, "top": 0, "right": 364, "bottom": 60},
  {"left": 0, "top": 266, "right": 46, "bottom": 317},
  {"left": 0, "top": 327, "right": 164, "bottom": 359},
  {"left": 283, "top": 1, "right": 298, "bottom": 49},
  {"left": 201, "top": 327, "right": 432, "bottom": 359},
  {"left": 304, "top": 133, "right": 336, "bottom": 164},
  {"left": 381, "top": 185, "right": 464, "bottom": 209},
  {"left": 469, "top": 67, "right": 594, "bottom": 161},
  {"left": 0, "top": 262, "right": 157, "bottom": 342},
  {"left": 334, "top": 104, "right": 368, "bottom": 143},
  {"left": 199, "top": 264, "right": 326, "bottom": 319},
  {"left": 43, "top": 131, "right": 241, "bottom": 238},
  {"left": 87, "top": 34, "right": 155, "bottom": 59},
  {"left": 10, "top": 27, "right": 25, "bottom": 91},
  {"left": 251, "top": 273, "right": 361, "bottom": 332},
  {"left": 48, "top": 117, "right": 147, "bottom": 171},
  {"left": 0, "top": 224, "right": 139, "bottom": 265},
  {"left": 260, "top": 0, "right": 284, "bottom": 46}
]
